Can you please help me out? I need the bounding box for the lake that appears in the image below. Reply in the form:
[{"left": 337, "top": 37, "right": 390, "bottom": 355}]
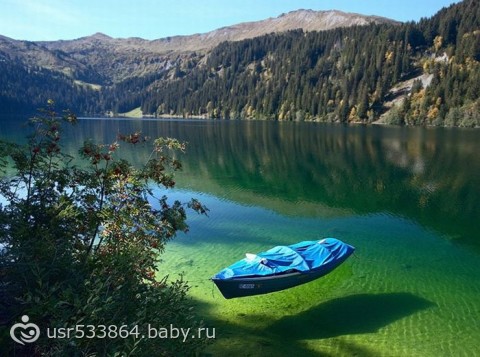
[{"left": 1, "top": 117, "right": 480, "bottom": 356}]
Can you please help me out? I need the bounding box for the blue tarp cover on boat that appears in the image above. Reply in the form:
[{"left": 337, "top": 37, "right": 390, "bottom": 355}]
[{"left": 214, "top": 238, "right": 354, "bottom": 280}]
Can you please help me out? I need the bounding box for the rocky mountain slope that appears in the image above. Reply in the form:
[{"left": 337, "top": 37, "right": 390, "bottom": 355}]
[
  {"left": 40, "top": 9, "right": 396, "bottom": 53},
  {"left": 142, "top": 9, "right": 397, "bottom": 53},
  {"left": 1, "top": 10, "right": 397, "bottom": 85}
]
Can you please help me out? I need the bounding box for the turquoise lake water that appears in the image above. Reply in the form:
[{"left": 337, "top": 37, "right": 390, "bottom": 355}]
[{"left": 1, "top": 117, "right": 479, "bottom": 356}]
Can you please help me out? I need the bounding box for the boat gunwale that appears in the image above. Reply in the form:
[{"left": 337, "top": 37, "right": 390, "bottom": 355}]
[{"left": 211, "top": 265, "right": 330, "bottom": 282}]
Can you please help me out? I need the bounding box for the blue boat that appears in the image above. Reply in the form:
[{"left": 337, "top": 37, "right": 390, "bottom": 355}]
[{"left": 212, "top": 238, "right": 355, "bottom": 299}]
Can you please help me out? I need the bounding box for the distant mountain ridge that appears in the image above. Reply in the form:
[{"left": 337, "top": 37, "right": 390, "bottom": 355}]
[
  {"left": 0, "top": 9, "right": 398, "bottom": 89},
  {"left": 0, "top": 1, "right": 479, "bottom": 126},
  {"left": 40, "top": 9, "right": 397, "bottom": 53},
  {"left": 145, "top": 9, "right": 398, "bottom": 52},
  {"left": 24, "top": 9, "right": 397, "bottom": 83}
]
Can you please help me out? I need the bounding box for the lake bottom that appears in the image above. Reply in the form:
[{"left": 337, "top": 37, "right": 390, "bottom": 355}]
[{"left": 158, "top": 190, "right": 480, "bottom": 356}]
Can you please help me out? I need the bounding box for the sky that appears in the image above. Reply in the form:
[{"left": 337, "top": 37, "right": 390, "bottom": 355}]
[{"left": 0, "top": 0, "right": 461, "bottom": 41}]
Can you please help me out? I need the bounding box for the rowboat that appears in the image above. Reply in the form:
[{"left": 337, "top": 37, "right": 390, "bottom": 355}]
[{"left": 211, "top": 238, "right": 355, "bottom": 299}]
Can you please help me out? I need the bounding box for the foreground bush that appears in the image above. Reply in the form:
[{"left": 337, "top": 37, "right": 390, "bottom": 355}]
[{"left": 0, "top": 102, "right": 208, "bottom": 356}]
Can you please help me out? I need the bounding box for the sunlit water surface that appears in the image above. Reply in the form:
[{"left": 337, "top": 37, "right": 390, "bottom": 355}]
[{"left": 1, "top": 117, "right": 479, "bottom": 356}]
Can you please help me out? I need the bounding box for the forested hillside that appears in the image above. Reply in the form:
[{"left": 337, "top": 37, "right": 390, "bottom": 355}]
[
  {"left": 0, "top": 59, "right": 100, "bottom": 114},
  {"left": 0, "top": 0, "right": 479, "bottom": 126},
  {"left": 138, "top": 0, "right": 480, "bottom": 126}
]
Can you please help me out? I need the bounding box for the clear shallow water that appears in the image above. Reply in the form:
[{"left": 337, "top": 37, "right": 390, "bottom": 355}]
[
  {"left": 160, "top": 190, "right": 479, "bottom": 356},
  {"left": 1, "top": 117, "right": 480, "bottom": 356}
]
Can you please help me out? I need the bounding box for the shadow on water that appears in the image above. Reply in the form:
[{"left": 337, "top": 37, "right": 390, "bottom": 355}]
[
  {"left": 196, "top": 292, "right": 434, "bottom": 356},
  {"left": 268, "top": 293, "right": 435, "bottom": 339}
]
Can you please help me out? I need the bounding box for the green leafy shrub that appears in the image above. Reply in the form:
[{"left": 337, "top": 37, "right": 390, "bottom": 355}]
[{"left": 0, "top": 101, "right": 209, "bottom": 356}]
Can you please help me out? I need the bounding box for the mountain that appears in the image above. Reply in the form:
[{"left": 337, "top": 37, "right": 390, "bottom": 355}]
[
  {"left": 142, "top": 9, "right": 397, "bottom": 52},
  {"left": 0, "top": 1, "right": 479, "bottom": 126},
  {"left": 134, "top": 0, "right": 480, "bottom": 126},
  {"left": 30, "top": 10, "right": 396, "bottom": 83},
  {"left": 40, "top": 10, "right": 396, "bottom": 53},
  {"left": 0, "top": 9, "right": 398, "bottom": 114}
]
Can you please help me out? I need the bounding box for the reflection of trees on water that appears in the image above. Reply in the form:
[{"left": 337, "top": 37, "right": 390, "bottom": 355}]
[{"left": 65, "top": 119, "right": 480, "bottom": 248}]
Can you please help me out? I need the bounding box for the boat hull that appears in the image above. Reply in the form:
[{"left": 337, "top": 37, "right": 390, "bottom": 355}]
[{"left": 212, "top": 254, "right": 350, "bottom": 299}]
